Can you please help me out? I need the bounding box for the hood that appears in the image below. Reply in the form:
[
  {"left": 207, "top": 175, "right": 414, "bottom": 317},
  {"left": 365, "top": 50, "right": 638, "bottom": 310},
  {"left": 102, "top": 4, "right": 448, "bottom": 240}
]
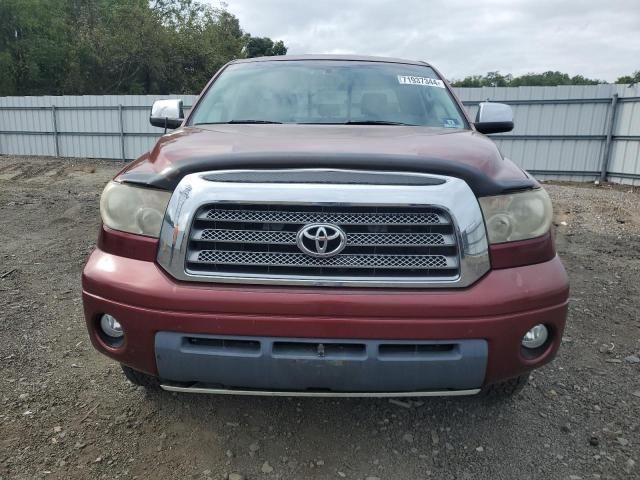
[{"left": 117, "top": 124, "right": 534, "bottom": 196}]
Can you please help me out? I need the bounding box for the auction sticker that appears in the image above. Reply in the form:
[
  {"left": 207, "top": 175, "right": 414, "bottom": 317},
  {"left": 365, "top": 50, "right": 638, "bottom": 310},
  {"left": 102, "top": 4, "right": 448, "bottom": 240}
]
[{"left": 397, "top": 75, "right": 445, "bottom": 88}]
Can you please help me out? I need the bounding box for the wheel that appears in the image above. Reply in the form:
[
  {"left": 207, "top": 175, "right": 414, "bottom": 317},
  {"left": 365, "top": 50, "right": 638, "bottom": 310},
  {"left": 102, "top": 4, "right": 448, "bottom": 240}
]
[
  {"left": 121, "top": 364, "right": 160, "bottom": 389},
  {"left": 481, "top": 373, "right": 530, "bottom": 400}
]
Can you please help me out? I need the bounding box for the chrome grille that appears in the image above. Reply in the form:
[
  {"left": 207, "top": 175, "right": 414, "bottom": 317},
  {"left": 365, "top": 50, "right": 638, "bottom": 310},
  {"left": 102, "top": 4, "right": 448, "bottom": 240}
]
[{"left": 186, "top": 204, "right": 460, "bottom": 280}]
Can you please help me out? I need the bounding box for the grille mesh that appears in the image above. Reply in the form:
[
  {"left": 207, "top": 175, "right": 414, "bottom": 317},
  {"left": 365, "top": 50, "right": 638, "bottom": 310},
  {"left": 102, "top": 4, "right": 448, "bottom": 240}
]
[
  {"left": 199, "top": 229, "right": 297, "bottom": 244},
  {"left": 202, "top": 208, "right": 443, "bottom": 225},
  {"left": 187, "top": 203, "right": 460, "bottom": 280},
  {"left": 194, "top": 250, "right": 451, "bottom": 269}
]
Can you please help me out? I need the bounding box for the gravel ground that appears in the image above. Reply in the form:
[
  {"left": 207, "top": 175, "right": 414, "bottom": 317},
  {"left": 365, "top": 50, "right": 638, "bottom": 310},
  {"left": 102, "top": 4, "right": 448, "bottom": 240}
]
[{"left": 0, "top": 155, "right": 639, "bottom": 480}]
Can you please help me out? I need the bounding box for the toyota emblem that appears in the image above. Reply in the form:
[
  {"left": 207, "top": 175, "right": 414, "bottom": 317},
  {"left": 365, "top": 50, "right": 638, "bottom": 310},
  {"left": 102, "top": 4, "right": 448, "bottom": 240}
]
[{"left": 296, "top": 224, "right": 347, "bottom": 258}]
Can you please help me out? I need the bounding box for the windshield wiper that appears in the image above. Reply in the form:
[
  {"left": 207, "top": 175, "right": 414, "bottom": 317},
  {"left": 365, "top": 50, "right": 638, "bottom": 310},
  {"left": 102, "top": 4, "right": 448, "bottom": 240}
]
[
  {"left": 342, "top": 120, "right": 417, "bottom": 126},
  {"left": 194, "top": 120, "right": 283, "bottom": 125},
  {"left": 300, "top": 120, "right": 417, "bottom": 126}
]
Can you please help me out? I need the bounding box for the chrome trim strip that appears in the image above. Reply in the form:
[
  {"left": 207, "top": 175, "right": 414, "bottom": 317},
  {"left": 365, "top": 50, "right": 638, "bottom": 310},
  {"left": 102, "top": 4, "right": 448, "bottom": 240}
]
[
  {"left": 194, "top": 229, "right": 455, "bottom": 247},
  {"left": 156, "top": 168, "right": 490, "bottom": 288},
  {"left": 160, "top": 384, "right": 481, "bottom": 397}
]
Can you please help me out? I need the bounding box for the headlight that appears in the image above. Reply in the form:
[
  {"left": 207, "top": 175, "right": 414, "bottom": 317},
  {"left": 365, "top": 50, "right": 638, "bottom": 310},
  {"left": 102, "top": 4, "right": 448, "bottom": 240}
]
[
  {"left": 479, "top": 188, "right": 552, "bottom": 244},
  {"left": 100, "top": 181, "right": 171, "bottom": 237}
]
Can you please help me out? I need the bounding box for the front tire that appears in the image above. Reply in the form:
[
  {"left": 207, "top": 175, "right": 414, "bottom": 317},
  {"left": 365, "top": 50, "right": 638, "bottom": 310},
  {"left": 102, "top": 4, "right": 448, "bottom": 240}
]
[
  {"left": 121, "top": 364, "right": 160, "bottom": 389},
  {"left": 481, "top": 373, "right": 530, "bottom": 399}
]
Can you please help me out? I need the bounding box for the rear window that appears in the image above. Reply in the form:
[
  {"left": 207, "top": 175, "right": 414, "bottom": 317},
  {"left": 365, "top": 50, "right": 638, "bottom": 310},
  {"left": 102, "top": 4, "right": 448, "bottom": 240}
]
[{"left": 189, "top": 60, "right": 468, "bottom": 129}]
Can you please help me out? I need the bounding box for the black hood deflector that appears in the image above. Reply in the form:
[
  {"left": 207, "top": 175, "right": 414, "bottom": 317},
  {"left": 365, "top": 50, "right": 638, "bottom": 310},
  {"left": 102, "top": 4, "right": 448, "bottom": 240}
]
[{"left": 119, "top": 152, "right": 536, "bottom": 197}]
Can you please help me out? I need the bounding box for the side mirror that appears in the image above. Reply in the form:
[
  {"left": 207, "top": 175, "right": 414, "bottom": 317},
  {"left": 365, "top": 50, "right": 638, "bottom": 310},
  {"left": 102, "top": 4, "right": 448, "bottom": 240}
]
[
  {"left": 474, "top": 102, "right": 514, "bottom": 134},
  {"left": 150, "top": 99, "right": 184, "bottom": 130}
]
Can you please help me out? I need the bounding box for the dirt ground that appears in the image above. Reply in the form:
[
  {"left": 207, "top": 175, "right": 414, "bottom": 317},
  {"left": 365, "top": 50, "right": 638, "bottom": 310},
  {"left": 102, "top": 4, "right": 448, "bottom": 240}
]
[{"left": 1, "top": 155, "right": 639, "bottom": 480}]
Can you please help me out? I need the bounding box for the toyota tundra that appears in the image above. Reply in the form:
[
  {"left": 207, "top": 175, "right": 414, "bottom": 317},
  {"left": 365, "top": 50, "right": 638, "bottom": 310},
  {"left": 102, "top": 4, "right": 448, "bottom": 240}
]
[{"left": 82, "top": 55, "right": 569, "bottom": 399}]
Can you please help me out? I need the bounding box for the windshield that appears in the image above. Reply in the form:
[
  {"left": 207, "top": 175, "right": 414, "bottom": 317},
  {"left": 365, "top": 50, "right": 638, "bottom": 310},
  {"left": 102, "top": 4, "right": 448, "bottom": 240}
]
[{"left": 189, "top": 60, "right": 468, "bottom": 128}]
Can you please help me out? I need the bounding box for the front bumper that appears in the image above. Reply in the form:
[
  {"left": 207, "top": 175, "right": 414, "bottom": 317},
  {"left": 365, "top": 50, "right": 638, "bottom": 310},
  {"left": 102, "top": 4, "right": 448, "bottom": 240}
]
[
  {"left": 82, "top": 248, "right": 569, "bottom": 391},
  {"left": 155, "top": 333, "right": 488, "bottom": 392}
]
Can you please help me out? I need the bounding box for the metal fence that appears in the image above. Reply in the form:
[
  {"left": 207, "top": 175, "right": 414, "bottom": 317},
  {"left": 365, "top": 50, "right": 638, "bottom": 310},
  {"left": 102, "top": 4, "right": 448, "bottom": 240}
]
[
  {"left": 1, "top": 85, "right": 639, "bottom": 184},
  {"left": 455, "top": 85, "right": 640, "bottom": 185},
  {"left": 0, "top": 94, "right": 193, "bottom": 162}
]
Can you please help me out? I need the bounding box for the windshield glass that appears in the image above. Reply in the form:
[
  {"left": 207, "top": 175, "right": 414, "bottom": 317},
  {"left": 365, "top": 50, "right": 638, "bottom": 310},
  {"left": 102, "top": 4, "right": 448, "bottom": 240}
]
[{"left": 189, "top": 60, "right": 468, "bottom": 128}]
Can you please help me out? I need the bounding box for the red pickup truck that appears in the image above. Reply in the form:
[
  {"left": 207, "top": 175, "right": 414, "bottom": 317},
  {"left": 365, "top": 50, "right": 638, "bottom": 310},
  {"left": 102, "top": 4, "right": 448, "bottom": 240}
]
[{"left": 82, "top": 55, "right": 569, "bottom": 399}]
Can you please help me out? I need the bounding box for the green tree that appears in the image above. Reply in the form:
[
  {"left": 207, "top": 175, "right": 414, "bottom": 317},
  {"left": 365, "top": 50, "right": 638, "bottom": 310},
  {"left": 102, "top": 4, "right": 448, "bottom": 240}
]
[
  {"left": 271, "top": 40, "right": 287, "bottom": 56},
  {"left": 0, "top": 0, "right": 288, "bottom": 95},
  {"left": 244, "top": 36, "right": 288, "bottom": 58},
  {"left": 451, "top": 70, "right": 603, "bottom": 87},
  {"left": 62, "top": 0, "right": 169, "bottom": 94},
  {"left": 0, "top": 0, "right": 70, "bottom": 95},
  {"left": 508, "top": 71, "right": 600, "bottom": 86},
  {"left": 616, "top": 71, "right": 640, "bottom": 84}
]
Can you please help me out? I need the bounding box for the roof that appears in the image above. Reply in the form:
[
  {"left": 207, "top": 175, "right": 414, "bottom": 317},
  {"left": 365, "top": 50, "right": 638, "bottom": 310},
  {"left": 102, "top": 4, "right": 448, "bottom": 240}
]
[{"left": 231, "top": 54, "right": 431, "bottom": 67}]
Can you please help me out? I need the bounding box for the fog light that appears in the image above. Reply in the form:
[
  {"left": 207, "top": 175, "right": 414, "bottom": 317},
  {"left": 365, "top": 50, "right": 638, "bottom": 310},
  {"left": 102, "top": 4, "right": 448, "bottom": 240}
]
[
  {"left": 100, "top": 314, "right": 124, "bottom": 338},
  {"left": 521, "top": 324, "right": 548, "bottom": 349}
]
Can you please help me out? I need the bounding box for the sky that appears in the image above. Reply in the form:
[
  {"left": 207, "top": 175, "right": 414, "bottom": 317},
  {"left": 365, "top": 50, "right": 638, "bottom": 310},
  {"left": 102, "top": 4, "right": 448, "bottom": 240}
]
[{"left": 214, "top": 0, "right": 640, "bottom": 82}]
